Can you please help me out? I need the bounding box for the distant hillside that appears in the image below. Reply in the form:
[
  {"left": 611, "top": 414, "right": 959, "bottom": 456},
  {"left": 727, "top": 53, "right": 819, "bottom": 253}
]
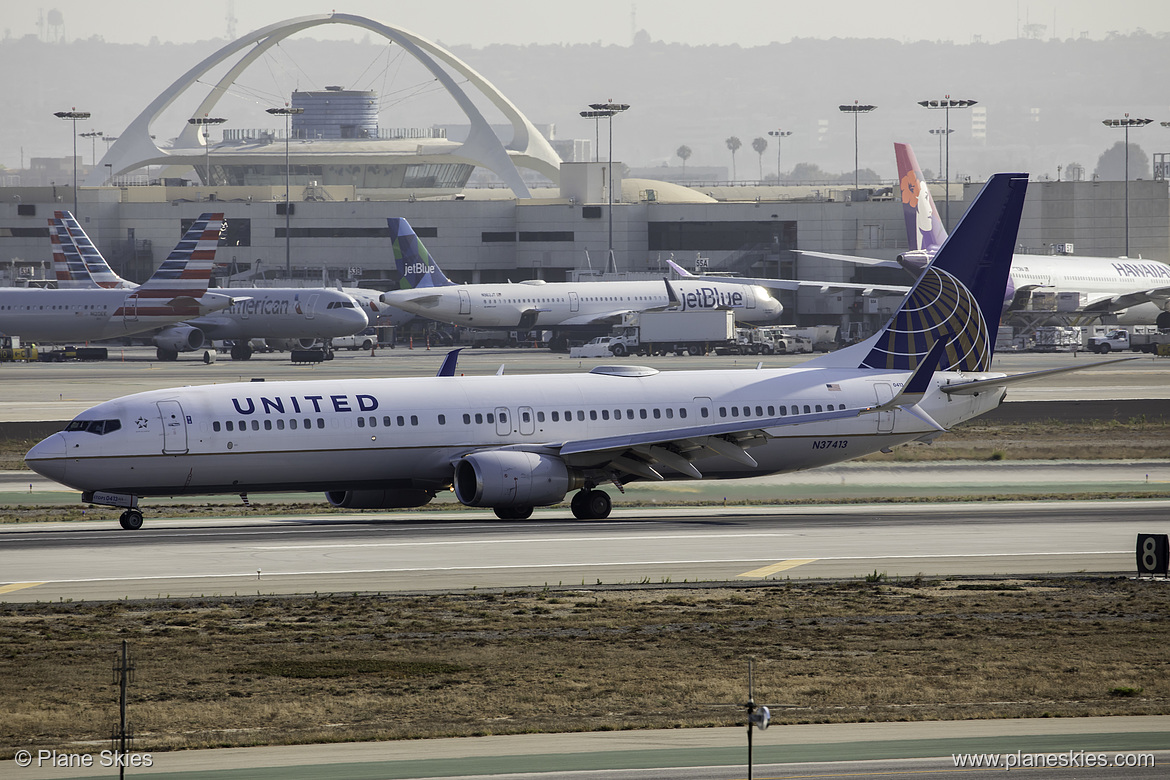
[{"left": 2, "top": 32, "right": 1166, "bottom": 181}]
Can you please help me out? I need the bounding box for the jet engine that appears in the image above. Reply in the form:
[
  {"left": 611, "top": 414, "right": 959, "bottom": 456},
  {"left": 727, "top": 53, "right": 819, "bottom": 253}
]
[
  {"left": 153, "top": 325, "right": 205, "bottom": 352},
  {"left": 453, "top": 451, "right": 582, "bottom": 507},
  {"left": 324, "top": 489, "right": 434, "bottom": 509}
]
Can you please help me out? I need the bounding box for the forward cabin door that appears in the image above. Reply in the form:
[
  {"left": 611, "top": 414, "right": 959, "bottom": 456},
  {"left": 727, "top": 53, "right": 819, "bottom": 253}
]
[
  {"left": 569, "top": 292, "right": 580, "bottom": 313},
  {"left": 157, "top": 400, "right": 189, "bottom": 454},
  {"left": 495, "top": 407, "right": 511, "bottom": 436},
  {"left": 459, "top": 289, "right": 472, "bottom": 315},
  {"left": 305, "top": 294, "right": 319, "bottom": 320}
]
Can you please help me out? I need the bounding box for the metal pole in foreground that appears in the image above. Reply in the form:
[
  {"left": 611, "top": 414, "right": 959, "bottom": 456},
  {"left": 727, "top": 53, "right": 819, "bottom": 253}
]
[
  {"left": 267, "top": 105, "right": 304, "bottom": 278},
  {"left": 54, "top": 109, "right": 90, "bottom": 216}
]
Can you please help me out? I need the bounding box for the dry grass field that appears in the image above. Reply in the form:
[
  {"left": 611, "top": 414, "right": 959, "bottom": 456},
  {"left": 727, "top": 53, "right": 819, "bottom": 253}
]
[{"left": 2, "top": 577, "right": 1168, "bottom": 756}]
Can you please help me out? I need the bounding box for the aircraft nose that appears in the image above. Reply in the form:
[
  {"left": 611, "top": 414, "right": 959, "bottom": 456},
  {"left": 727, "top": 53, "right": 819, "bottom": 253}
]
[
  {"left": 25, "top": 433, "right": 68, "bottom": 483},
  {"left": 347, "top": 306, "right": 370, "bottom": 328}
]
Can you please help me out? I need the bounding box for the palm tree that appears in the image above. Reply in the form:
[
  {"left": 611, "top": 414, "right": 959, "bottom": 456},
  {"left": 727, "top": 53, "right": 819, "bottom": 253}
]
[
  {"left": 676, "top": 145, "right": 692, "bottom": 177},
  {"left": 752, "top": 137, "right": 768, "bottom": 181},
  {"left": 726, "top": 136, "right": 742, "bottom": 180}
]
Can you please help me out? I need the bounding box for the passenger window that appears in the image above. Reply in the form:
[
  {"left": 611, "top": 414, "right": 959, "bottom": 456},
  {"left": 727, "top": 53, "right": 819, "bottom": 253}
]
[
  {"left": 317, "top": 418, "right": 325, "bottom": 429},
  {"left": 252, "top": 420, "right": 260, "bottom": 431},
  {"left": 601, "top": 410, "right": 609, "bottom": 420},
  {"left": 357, "top": 417, "right": 366, "bottom": 428},
  {"left": 803, "top": 405, "right": 811, "bottom": 414},
  {"left": 627, "top": 409, "right": 634, "bottom": 418},
  {"left": 536, "top": 411, "right": 545, "bottom": 422},
  {"left": 487, "top": 413, "right": 495, "bottom": 424},
  {"left": 264, "top": 420, "right": 272, "bottom": 431},
  {"left": 551, "top": 411, "right": 559, "bottom": 422},
  {"left": 767, "top": 406, "right": 775, "bottom": 415},
  {"left": 438, "top": 414, "right": 446, "bottom": 425},
  {"left": 397, "top": 415, "right": 406, "bottom": 427},
  {"left": 815, "top": 405, "right": 823, "bottom": 412},
  {"left": 731, "top": 407, "right": 739, "bottom": 418},
  {"left": 665, "top": 408, "right": 673, "bottom": 419},
  {"left": 779, "top": 407, "right": 787, "bottom": 416},
  {"left": 475, "top": 413, "right": 483, "bottom": 424},
  {"left": 680, "top": 408, "right": 687, "bottom": 419},
  {"left": 719, "top": 407, "right": 727, "bottom": 417},
  {"left": 213, "top": 421, "right": 221, "bottom": 432},
  {"left": 411, "top": 415, "right": 418, "bottom": 426},
  {"left": 239, "top": 420, "right": 246, "bottom": 430},
  {"left": 463, "top": 413, "right": 471, "bottom": 424},
  {"left": 640, "top": 409, "right": 648, "bottom": 419},
  {"left": 700, "top": 408, "right": 709, "bottom": 418},
  {"left": 755, "top": 406, "right": 763, "bottom": 416},
  {"left": 577, "top": 411, "right": 585, "bottom": 421},
  {"left": 653, "top": 409, "right": 661, "bottom": 419},
  {"left": 277, "top": 419, "right": 285, "bottom": 430},
  {"left": 613, "top": 409, "right": 621, "bottom": 420},
  {"left": 290, "top": 419, "right": 298, "bottom": 430},
  {"left": 522, "top": 411, "right": 531, "bottom": 422},
  {"left": 498, "top": 412, "right": 506, "bottom": 423},
  {"left": 304, "top": 418, "right": 312, "bottom": 429},
  {"left": 589, "top": 410, "right": 598, "bottom": 421}
]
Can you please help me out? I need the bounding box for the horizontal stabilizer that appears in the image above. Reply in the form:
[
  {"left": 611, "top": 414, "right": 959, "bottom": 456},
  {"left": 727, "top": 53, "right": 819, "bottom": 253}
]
[{"left": 941, "top": 356, "right": 1139, "bottom": 396}]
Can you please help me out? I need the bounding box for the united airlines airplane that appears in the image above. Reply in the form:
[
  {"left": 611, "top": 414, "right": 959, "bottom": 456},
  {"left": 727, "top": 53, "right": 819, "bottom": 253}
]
[
  {"left": 48, "top": 211, "right": 369, "bottom": 360},
  {"left": 379, "top": 218, "right": 783, "bottom": 350},
  {"left": 0, "top": 214, "right": 234, "bottom": 343},
  {"left": 25, "top": 174, "right": 1130, "bottom": 530},
  {"left": 801, "top": 143, "right": 1170, "bottom": 327}
]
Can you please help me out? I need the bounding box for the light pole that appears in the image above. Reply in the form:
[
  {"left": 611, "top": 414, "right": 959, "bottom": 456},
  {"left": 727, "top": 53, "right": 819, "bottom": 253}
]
[
  {"left": 267, "top": 105, "right": 304, "bottom": 278},
  {"left": 917, "top": 96, "right": 976, "bottom": 229},
  {"left": 583, "top": 101, "right": 629, "bottom": 265},
  {"left": 768, "top": 129, "right": 792, "bottom": 181},
  {"left": 80, "top": 130, "right": 103, "bottom": 167},
  {"left": 838, "top": 101, "right": 876, "bottom": 195},
  {"left": 54, "top": 109, "right": 90, "bottom": 217},
  {"left": 187, "top": 116, "right": 227, "bottom": 186},
  {"left": 1103, "top": 114, "right": 1153, "bottom": 257},
  {"left": 928, "top": 128, "right": 952, "bottom": 180}
]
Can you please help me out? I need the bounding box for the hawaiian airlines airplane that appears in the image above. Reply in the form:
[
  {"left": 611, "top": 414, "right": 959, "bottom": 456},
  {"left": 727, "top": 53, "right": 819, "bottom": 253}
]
[
  {"left": 48, "top": 211, "right": 369, "bottom": 360},
  {"left": 25, "top": 173, "right": 1133, "bottom": 530},
  {"left": 379, "top": 219, "right": 783, "bottom": 351},
  {"left": 0, "top": 214, "right": 235, "bottom": 343},
  {"left": 803, "top": 144, "right": 1170, "bottom": 327}
]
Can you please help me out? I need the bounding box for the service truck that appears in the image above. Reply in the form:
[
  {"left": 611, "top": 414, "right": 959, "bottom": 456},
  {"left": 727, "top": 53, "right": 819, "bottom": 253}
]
[
  {"left": 608, "top": 310, "right": 735, "bottom": 356},
  {"left": 1089, "top": 327, "right": 1170, "bottom": 355}
]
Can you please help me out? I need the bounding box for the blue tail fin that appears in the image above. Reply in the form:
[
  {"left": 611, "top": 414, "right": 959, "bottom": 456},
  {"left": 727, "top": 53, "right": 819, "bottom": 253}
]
[
  {"left": 388, "top": 218, "right": 453, "bottom": 289},
  {"left": 859, "top": 173, "right": 1028, "bottom": 372}
]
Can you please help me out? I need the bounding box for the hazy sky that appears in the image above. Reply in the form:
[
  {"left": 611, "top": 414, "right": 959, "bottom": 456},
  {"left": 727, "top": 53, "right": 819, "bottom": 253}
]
[{"left": 13, "top": 0, "right": 1170, "bottom": 46}]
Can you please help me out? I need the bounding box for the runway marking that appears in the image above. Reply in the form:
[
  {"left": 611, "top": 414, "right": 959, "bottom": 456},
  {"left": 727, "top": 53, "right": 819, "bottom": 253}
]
[
  {"left": 739, "top": 559, "right": 819, "bottom": 578},
  {"left": 1, "top": 550, "right": 1131, "bottom": 587},
  {"left": 0, "top": 582, "right": 44, "bottom": 594},
  {"left": 248, "top": 533, "right": 795, "bottom": 550}
]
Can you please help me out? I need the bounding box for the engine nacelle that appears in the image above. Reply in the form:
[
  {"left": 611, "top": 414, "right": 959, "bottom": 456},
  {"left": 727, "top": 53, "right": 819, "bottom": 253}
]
[
  {"left": 325, "top": 489, "right": 434, "bottom": 509},
  {"left": 453, "top": 451, "right": 580, "bottom": 508},
  {"left": 153, "top": 325, "right": 204, "bottom": 352}
]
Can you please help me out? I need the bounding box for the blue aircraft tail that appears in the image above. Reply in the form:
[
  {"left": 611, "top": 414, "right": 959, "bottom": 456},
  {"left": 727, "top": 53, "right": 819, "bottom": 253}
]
[
  {"left": 388, "top": 218, "right": 454, "bottom": 289},
  {"left": 856, "top": 172, "right": 1028, "bottom": 372}
]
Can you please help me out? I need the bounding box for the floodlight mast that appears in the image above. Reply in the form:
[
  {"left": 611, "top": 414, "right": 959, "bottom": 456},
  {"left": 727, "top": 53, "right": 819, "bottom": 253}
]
[
  {"left": 838, "top": 102, "right": 876, "bottom": 195},
  {"left": 267, "top": 105, "right": 305, "bottom": 278},
  {"left": 918, "top": 96, "right": 976, "bottom": 229},
  {"left": 582, "top": 101, "right": 629, "bottom": 267},
  {"left": 768, "top": 129, "right": 792, "bottom": 181},
  {"left": 187, "top": 116, "right": 227, "bottom": 187},
  {"left": 54, "top": 109, "right": 91, "bottom": 216},
  {"left": 1103, "top": 113, "right": 1153, "bottom": 256}
]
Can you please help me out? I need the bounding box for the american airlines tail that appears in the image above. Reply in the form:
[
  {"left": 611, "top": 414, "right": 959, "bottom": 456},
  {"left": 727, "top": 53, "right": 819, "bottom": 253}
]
[
  {"left": 130, "top": 213, "right": 225, "bottom": 312},
  {"left": 813, "top": 172, "right": 1028, "bottom": 371},
  {"left": 895, "top": 143, "right": 948, "bottom": 263},
  {"left": 50, "top": 211, "right": 136, "bottom": 289},
  {"left": 388, "top": 217, "right": 454, "bottom": 289}
]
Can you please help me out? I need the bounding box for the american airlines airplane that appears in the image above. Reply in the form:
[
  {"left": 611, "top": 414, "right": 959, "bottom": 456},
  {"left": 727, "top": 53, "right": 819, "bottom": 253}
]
[
  {"left": 48, "top": 211, "right": 369, "bottom": 361},
  {"left": 378, "top": 218, "right": 783, "bottom": 351},
  {"left": 0, "top": 213, "right": 235, "bottom": 343},
  {"left": 25, "top": 173, "right": 1132, "bottom": 530},
  {"left": 802, "top": 143, "right": 1170, "bottom": 327}
]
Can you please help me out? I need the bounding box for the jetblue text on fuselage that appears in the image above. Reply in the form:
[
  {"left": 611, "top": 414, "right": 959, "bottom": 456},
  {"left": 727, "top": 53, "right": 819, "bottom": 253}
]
[
  {"left": 230, "top": 394, "right": 379, "bottom": 415},
  {"left": 677, "top": 286, "right": 745, "bottom": 311}
]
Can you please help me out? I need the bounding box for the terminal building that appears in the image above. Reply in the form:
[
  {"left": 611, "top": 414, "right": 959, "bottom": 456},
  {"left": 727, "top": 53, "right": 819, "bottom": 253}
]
[{"left": 2, "top": 13, "right": 1168, "bottom": 337}]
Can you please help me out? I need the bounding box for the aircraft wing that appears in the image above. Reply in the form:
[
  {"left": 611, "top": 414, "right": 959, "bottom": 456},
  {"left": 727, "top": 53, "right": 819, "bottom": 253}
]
[
  {"left": 556, "top": 310, "right": 641, "bottom": 327},
  {"left": 794, "top": 249, "right": 902, "bottom": 269},
  {"left": 675, "top": 273, "right": 910, "bottom": 297},
  {"left": 1081, "top": 286, "right": 1170, "bottom": 313},
  {"left": 941, "top": 357, "right": 1138, "bottom": 396}
]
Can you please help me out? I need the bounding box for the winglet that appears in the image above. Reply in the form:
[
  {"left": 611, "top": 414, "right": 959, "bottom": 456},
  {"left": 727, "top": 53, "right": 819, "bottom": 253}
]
[
  {"left": 436, "top": 348, "right": 463, "bottom": 377},
  {"left": 666, "top": 257, "right": 695, "bottom": 277}
]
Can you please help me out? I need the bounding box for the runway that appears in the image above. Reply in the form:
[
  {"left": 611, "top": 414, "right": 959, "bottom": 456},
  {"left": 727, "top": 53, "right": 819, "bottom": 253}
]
[{"left": 2, "top": 500, "right": 1162, "bottom": 603}]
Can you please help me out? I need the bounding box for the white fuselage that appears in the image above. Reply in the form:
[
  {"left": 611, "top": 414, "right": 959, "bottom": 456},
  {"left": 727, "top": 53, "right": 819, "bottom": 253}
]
[
  {"left": 383, "top": 278, "right": 783, "bottom": 329},
  {"left": 26, "top": 366, "right": 1004, "bottom": 498},
  {"left": 182, "top": 289, "right": 368, "bottom": 341},
  {"left": 0, "top": 287, "right": 227, "bottom": 342},
  {"left": 1011, "top": 254, "right": 1170, "bottom": 322}
]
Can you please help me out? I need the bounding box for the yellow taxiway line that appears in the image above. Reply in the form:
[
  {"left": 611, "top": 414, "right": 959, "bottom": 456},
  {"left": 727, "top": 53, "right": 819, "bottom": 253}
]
[{"left": 738, "top": 559, "right": 818, "bottom": 578}]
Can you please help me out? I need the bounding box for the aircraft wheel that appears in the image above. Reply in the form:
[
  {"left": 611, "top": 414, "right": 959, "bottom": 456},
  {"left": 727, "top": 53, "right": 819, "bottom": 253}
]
[
  {"left": 512, "top": 506, "right": 533, "bottom": 520},
  {"left": 586, "top": 490, "right": 611, "bottom": 519},
  {"left": 119, "top": 510, "right": 144, "bottom": 531},
  {"left": 156, "top": 347, "right": 179, "bottom": 362},
  {"left": 570, "top": 491, "right": 589, "bottom": 519}
]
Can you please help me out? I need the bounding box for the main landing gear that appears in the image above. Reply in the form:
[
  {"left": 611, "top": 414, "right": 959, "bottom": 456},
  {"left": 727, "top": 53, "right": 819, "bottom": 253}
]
[
  {"left": 230, "top": 342, "right": 254, "bottom": 361},
  {"left": 493, "top": 506, "right": 534, "bottom": 520},
  {"left": 118, "top": 509, "right": 144, "bottom": 530},
  {"left": 570, "top": 489, "right": 611, "bottom": 520}
]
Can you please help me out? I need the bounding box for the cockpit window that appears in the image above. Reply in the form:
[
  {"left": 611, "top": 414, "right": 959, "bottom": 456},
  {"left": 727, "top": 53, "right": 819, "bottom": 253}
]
[{"left": 65, "top": 419, "right": 121, "bottom": 435}]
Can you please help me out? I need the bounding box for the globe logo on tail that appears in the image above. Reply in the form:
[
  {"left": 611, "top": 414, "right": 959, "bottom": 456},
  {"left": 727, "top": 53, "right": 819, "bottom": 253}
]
[{"left": 861, "top": 267, "right": 991, "bottom": 373}]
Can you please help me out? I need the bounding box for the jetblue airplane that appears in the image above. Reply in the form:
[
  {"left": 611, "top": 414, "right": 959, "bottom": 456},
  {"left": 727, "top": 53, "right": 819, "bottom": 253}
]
[
  {"left": 26, "top": 173, "right": 1131, "bottom": 530},
  {"left": 802, "top": 143, "right": 1170, "bottom": 327},
  {"left": 0, "top": 214, "right": 235, "bottom": 343},
  {"left": 379, "top": 218, "right": 783, "bottom": 350},
  {"left": 48, "top": 211, "right": 369, "bottom": 360}
]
